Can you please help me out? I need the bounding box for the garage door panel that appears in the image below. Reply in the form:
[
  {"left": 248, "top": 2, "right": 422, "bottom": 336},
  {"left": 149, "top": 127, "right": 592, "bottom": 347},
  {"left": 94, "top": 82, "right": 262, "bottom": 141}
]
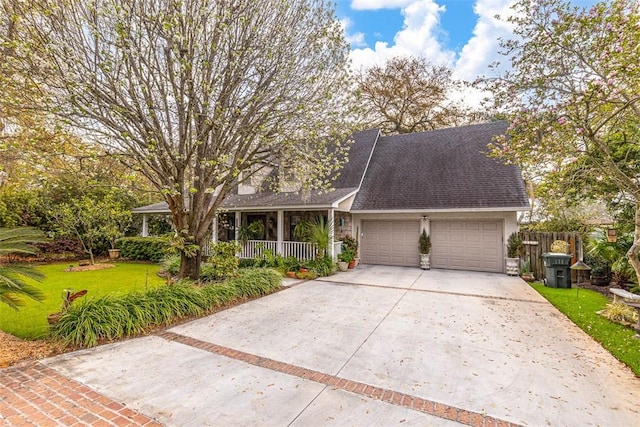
[
  {"left": 431, "top": 220, "right": 503, "bottom": 273},
  {"left": 362, "top": 221, "right": 420, "bottom": 267},
  {"left": 465, "top": 222, "right": 480, "bottom": 231}
]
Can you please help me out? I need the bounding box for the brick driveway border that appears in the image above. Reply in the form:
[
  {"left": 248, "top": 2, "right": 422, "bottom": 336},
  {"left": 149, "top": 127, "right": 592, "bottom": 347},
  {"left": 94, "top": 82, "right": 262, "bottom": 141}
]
[{"left": 0, "top": 361, "right": 161, "bottom": 426}]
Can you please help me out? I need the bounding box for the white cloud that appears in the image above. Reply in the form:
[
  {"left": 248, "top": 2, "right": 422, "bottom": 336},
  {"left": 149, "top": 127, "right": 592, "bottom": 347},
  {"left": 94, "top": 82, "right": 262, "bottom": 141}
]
[
  {"left": 340, "top": 18, "right": 367, "bottom": 47},
  {"left": 347, "top": 0, "right": 519, "bottom": 106},
  {"left": 350, "top": 0, "right": 415, "bottom": 10},
  {"left": 453, "top": 0, "right": 516, "bottom": 82},
  {"left": 349, "top": 0, "right": 455, "bottom": 71}
]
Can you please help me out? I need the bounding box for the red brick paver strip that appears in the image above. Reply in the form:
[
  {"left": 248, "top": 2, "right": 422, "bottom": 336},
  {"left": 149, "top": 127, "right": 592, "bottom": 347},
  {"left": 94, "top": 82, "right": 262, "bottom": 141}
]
[
  {"left": 158, "top": 330, "right": 522, "bottom": 427},
  {"left": 0, "top": 361, "right": 161, "bottom": 426}
]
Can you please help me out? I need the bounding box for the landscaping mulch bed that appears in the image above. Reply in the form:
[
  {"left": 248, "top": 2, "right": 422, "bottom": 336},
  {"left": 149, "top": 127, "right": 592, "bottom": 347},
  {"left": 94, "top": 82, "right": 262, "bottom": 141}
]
[
  {"left": 0, "top": 331, "right": 64, "bottom": 369},
  {"left": 576, "top": 280, "right": 628, "bottom": 298},
  {"left": 65, "top": 263, "right": 116, "bottom": 272}
]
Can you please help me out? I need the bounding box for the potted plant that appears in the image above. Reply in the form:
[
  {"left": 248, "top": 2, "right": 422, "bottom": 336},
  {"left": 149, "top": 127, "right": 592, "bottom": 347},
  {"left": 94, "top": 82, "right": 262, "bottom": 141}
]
[
  {"left": 506, "top": 232, "right": 523, "bottom": 276},
  {"left": 419, "top": 229, "right": 431, "bottom": 270},
  {"left": 342, "top": 234, "right": 359, "bottom": 266},
  {"left": 238, "top": 220, "right": 265, "bottom": 244},
  {"left": 584, "top": 252, "right": 609, "bottom": 286},
  {"left": 337, "top": 249, "right": 353, "bottom": 271}
]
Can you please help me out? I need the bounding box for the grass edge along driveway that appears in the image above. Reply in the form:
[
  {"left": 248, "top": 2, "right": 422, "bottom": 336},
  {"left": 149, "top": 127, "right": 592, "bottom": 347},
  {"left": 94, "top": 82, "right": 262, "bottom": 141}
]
[{"left": 531, "top": 283, "right": 640, "bottom": 377}]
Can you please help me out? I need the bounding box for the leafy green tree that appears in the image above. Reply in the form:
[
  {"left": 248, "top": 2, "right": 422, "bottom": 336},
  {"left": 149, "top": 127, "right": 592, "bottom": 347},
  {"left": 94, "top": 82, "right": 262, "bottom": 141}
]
[
  {"left": 483, "top": 0, "right": 640, "bottom": 283},
  {"left": 0, "top": 227, "right": 45, "bottom": 310},
  {"left": 11, "top": 0, "right": 356, "bottom": 280},
  {"left": 52, "top": 190, "right": 132, "bottom": 264},
  {"left": 53, "top": 193, "right": 132, "bottom": 264}
]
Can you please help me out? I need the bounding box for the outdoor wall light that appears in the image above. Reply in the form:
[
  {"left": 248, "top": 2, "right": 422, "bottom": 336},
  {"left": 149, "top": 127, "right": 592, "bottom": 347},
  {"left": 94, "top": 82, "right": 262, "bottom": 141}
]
[{"left": 422, "top": 215, "right": 429, "bottom": 220}]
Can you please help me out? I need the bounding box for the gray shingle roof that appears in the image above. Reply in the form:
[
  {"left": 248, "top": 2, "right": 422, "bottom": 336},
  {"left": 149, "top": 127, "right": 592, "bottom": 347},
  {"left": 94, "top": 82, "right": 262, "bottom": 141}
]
[
  {"left": 132, "top": 123, "right": 529, "bottom": 214},
  {"left": 131, "top": 129, "right": 379, "bottom": 213},
  {"left": 351, "top": 121, "right": 529, "bottom": 211},
  {"left": 332, "top": 128, "right": 380, "bottom": 188}
]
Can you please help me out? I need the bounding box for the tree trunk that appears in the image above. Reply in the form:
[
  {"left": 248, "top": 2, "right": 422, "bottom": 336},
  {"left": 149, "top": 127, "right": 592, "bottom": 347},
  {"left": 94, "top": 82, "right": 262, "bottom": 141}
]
[
  {"left": 179, "top": 250, "right": 202, "bottom": 282},
  {"left": 627, "top": 202, "right": 640, "bottom": 286}
]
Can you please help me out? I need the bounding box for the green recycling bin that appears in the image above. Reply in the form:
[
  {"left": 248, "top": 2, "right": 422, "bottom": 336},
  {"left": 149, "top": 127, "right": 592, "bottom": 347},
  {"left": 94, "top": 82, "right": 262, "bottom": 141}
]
[{"left": 542, "top": 253, "right": 572, "bottom": 288}]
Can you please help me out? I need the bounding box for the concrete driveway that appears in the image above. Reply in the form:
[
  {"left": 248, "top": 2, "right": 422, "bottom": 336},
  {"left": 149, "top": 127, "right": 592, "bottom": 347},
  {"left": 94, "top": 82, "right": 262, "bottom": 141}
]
[{"left": 33, "top": 266, "right": 640, "bottom": 425}]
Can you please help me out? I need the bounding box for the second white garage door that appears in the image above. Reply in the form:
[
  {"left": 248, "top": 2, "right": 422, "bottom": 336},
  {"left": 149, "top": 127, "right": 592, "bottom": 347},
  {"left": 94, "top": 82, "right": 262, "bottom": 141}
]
[
  {"left": 430, "top": 220, "right": 503, "bottom": 273},
  {"left": 361, "top": 221, "right": 420, "bottom": 267}
]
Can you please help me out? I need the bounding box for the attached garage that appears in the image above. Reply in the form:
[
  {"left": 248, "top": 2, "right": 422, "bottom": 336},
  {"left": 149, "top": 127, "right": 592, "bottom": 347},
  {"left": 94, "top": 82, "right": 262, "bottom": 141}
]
[
  {"left": 430, "top": 220, "right": 503, "bottom": 273},
  {"left": 361, "top": 220, "right": 420, "bottom": 267}
]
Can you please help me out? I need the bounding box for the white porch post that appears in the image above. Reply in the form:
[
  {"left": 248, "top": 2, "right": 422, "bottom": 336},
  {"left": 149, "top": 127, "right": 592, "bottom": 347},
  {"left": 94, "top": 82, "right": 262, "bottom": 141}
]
[
  {"left": 235, "top": 211, "right": 241, "bottom": 241},
  {"left": 328, "top": 209, "right": 335, "bottom": 259},
  {"left": 277, "top": 210, "right": 284, "bottom": 256},
  {"left": 212, "top": 215, "right": 218, "bottom": 244},
  {"left": 141, "top": 214, "right": 149, "bottom": 237}
]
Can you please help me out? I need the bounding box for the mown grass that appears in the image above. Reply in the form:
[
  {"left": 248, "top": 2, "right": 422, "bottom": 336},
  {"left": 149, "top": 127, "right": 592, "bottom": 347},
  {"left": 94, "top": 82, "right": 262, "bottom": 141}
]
[
  {"left": 0, "top": 262, "right": 164, "bottom": 339},
  {"left": 531, "top": 283, "right": 640, "bottom": 376}
]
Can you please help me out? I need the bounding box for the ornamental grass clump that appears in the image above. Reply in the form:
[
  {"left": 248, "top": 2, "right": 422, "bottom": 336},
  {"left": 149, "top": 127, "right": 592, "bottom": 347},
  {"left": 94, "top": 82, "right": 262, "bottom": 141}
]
[
  {"left": 50, "top": 296, "right": 130, "bottom": 348},
  {"left": 51, "top": 269, "right": 282, "bottom": 348},
  {"left": 229, "top": 268, "right": 282, "bottom": 298},
  {"left": 200, "top": 282, "right": 237, "bottom": 306},
  {"left": 600, "top": 301, "right": 639, "bottom": 325}
]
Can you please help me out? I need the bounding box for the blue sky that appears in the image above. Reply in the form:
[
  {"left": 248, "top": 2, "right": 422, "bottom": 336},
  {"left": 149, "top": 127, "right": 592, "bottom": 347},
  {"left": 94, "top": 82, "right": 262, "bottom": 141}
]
[
  {"left": 335, "top": 0, "right": 477, "bottom": 53},
  {"left": 335, "top": 0, "right": 596, "bottom": 85}
]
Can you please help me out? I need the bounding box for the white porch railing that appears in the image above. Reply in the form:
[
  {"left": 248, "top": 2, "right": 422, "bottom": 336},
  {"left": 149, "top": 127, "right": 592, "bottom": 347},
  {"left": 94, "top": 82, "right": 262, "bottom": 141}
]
[
  {"left": 205, "top": 239, "right": 319, "bottom": 261},
  {"left": 240, "top": 240, "right": 278, "bottom": 259},
  {"left": 281, "top": 241, "right": 317, "bottom": 261},
  {"left": 237, "top": 240, "right": 317, "bottom": 261}
]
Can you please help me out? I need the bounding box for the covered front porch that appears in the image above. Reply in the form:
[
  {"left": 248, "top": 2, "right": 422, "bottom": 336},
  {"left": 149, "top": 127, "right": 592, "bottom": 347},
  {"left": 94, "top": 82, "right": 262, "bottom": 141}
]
[
  {"left": 214, "top": 209, "right": 352, "bottom": 261},
  {"left": 133, "top": 187, "right": 358, "bottom": 262}
]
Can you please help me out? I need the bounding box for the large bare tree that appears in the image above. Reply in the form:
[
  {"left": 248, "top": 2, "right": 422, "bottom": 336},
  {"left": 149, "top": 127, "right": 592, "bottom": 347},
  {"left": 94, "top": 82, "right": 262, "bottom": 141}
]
[
  {"left": 356, "top": 56, "right": 480, "bottom": 134},
  {"left": 10, "top": 0, "right": 355, "bottom": 279}
]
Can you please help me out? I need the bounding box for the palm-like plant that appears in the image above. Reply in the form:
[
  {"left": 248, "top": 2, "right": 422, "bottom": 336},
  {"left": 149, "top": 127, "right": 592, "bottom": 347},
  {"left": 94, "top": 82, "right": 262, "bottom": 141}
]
[
  {"left": 0, "top": 228, "right": 46, "bottom": 310},
  {"left": 587, "top": 229, "right": 635, "bottom": 286},
  {"left": 294, "top": 216, "right": 334, "bottom": 259}
]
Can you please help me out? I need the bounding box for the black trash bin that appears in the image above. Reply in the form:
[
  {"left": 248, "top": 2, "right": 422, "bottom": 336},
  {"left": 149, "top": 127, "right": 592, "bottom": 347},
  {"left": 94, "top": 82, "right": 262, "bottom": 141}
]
[{"left": 542, "top": 253, "right": 572, "bottom": 288}]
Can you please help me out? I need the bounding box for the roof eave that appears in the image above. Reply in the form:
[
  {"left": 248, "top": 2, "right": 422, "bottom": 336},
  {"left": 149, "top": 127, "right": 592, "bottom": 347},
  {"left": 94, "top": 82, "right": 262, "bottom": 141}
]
[
  {"left": 351, "top": 206, "right": 531, "bottom": 214},
  {"left": 131, "top": 208, "right": 171, "bottom": 214}
]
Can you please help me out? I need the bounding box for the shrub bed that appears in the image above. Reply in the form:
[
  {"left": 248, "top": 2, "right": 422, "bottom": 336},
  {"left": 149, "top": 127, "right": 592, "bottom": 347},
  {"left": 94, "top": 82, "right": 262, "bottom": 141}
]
[
  {"left": 162, "top": 242, "right": 240, "bottom": 281},
  {"left": 117, "top": 237, "right": 169, "bottom": 261},
  {"left": 50, "top": 268, "right": 282, "bottom": 348}
]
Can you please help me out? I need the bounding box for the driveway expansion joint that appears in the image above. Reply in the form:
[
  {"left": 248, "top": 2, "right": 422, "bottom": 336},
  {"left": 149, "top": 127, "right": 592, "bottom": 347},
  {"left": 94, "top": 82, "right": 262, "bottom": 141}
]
[
  {"left": 317, "top": 278, "right": 546, "bottom": 304},
  {"left": 158, "top": 330, "right": 523, "bottom": 427}
]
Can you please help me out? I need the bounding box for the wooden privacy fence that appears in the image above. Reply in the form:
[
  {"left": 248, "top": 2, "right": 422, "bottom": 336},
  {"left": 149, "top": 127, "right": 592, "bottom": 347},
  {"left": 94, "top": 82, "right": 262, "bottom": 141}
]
[{"left": 517, "top": 231, "right": 584, "bottom": 282}]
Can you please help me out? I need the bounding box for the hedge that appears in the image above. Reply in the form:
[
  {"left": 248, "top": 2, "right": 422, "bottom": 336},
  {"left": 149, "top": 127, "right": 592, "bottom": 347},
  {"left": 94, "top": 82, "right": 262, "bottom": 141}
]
[{"left": 116, "top": 237, "right": 169, "bottom": 262}]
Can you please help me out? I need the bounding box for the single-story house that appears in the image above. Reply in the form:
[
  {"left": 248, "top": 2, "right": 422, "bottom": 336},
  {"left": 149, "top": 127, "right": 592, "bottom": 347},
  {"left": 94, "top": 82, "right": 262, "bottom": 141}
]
[{"left": 133, "top": 121, "right": 530, "bottom": 273}]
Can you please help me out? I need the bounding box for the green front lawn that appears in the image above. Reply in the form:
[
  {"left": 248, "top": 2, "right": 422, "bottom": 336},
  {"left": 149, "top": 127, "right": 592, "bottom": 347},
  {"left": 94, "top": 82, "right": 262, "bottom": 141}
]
[
  {"left": 0, "top": 262, "right": 164, "bottom": 340},
  {"left": 531, "top": 283, "right": 640, "bottom": 376}
]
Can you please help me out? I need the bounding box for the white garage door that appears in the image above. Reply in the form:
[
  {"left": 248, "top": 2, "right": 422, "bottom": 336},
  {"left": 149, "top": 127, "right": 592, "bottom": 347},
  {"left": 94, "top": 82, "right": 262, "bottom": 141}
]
[
  {"left": 430, "top": 220, "right": 503, "bottom": 273},
  {"left": 361, "top": 221, "right": 420, "bottom": 267}
]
